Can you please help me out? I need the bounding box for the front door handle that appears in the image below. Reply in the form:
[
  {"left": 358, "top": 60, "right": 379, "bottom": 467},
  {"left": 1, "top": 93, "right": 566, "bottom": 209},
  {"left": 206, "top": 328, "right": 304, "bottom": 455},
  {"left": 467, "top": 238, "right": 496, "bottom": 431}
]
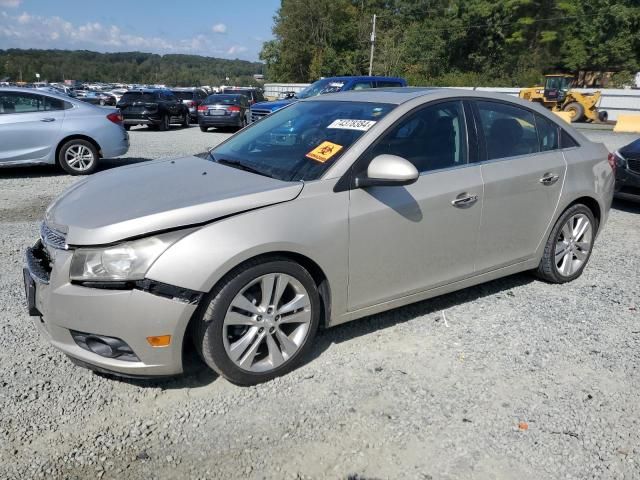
[
  {"left": 451, "top": 193, "right": 479, "bottom": 208},
  {"left": 539, "top": 173, "right": 559, "bottom": 185},
  {"left": 40, "top": 118, "right": 56, "bottom": 122}
]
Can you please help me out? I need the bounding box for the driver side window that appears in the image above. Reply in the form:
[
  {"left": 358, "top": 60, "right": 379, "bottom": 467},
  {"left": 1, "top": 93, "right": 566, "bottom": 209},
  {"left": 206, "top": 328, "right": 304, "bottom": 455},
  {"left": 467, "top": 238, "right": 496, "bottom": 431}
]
[{"left": 369, "top": 101, "right": 467, "bottom": 173}]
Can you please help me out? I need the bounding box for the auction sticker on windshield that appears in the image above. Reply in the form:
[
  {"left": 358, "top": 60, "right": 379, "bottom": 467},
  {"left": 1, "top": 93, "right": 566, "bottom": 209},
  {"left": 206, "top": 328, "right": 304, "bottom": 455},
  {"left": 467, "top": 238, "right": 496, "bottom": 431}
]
[
  {"left": 306, "top": 141, "right": 343, "bottom": 163},
  {"left": 327, "top": 119, "right": 377, "bottom": 131}
]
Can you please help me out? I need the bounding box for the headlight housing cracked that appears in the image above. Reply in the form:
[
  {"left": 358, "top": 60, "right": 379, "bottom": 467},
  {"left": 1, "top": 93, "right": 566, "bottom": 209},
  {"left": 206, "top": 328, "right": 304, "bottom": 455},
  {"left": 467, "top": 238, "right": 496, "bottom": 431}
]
[{"left": 69, "top": 230, "right": 190, "bottom": 282}]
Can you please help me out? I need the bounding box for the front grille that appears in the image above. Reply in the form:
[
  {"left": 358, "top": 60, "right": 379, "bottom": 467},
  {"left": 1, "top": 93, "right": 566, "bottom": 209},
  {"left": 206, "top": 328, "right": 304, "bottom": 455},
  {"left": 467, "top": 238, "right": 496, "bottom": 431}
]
[
  {"left": 251, "top": 109, "right": 272, "bottom": 123},
  {"left": 26, "top": 241, "right": 52, "bottom": 284},
  {"left": 40, "top": 222, "right": 67, "bottom": 250},
  {"left": 627, "top": 158, "right": 640, "bottom": 174}
]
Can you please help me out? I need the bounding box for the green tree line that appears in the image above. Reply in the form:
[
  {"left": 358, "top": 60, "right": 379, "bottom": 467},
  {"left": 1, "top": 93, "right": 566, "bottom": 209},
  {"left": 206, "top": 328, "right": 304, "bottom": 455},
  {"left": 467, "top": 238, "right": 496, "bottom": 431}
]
[
  {"left": 0, "top": 49, "right": 263, "bottom": 86},
  {"left": 260, "top": 0, "right": 640, "bottom": 86}
]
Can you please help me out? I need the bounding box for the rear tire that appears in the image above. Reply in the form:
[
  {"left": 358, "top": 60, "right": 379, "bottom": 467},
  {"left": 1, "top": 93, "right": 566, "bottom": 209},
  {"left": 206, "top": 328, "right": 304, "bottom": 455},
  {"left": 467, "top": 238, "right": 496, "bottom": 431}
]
[
  {"left": 535, "top": 204, "right": 596, "bottom": 283},
  {"left": 200, "top": 125, "right": 208, "bottom": 132},
  {"left": 563, "top": 102, "right": 585, "bottom": 123},
  {"left": 182, "top": 112, "right": 190, "bottom": 128},
  {"left": 158, "top": 114, "right": 169, "bottom": 131},
  {"left": 58, "top": 139, "right": 99, "bottom": 175},
  {"left": 124, "top": 125, "right": 131, "bottom": 131},
  {"left": 194, "top": 258, "right": 321, "bottom": 386}
]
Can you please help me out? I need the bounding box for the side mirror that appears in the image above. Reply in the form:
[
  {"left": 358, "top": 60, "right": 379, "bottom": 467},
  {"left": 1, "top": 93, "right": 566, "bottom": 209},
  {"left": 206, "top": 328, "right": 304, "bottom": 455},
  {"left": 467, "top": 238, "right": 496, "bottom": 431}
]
[{"left": 356, "top": 154, "right": 419, "bottom": 188}]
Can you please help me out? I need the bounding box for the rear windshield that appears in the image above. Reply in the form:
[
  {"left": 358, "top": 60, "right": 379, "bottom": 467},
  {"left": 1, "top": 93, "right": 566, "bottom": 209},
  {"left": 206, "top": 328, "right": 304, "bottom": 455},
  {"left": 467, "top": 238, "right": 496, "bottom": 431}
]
[
  {"left": 173, "top": 91, "right": 195, "bottom": 100},
  {"left": 205, "top": 95, "right": 243, "bottom": 105},
  {"left": 120, "top": 92, "right": 156, "bottom": 103},
  {"left": 224, "top": 89, "right": 252, "bottom": 96}
]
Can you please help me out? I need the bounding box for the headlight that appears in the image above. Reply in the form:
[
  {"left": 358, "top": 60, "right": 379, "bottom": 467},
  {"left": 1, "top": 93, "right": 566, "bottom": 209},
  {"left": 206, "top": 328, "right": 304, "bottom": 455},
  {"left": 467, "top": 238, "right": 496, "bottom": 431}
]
[{"left": 69, "top": 231, "right": 190, "bottom": 282}]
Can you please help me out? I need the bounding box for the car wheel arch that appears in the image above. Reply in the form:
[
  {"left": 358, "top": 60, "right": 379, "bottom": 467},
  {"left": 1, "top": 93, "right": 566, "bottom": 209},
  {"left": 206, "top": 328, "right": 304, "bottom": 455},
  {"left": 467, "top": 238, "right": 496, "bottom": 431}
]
[
  {"left": 562, "top": 195, "right": 602, "bottom": 233},
  {"left": 55, "top": 134, "right": 102, "bottom": 164}
]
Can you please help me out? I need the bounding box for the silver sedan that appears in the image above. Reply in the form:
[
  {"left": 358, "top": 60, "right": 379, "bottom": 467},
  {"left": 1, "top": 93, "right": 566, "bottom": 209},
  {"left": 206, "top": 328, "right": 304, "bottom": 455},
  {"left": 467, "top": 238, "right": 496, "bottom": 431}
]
[
  {"left": 0, "top": 87, "right": 129, "bottom": 175},
  {"left": 24, "top": 88, "right": 614, "bottom": 385}
]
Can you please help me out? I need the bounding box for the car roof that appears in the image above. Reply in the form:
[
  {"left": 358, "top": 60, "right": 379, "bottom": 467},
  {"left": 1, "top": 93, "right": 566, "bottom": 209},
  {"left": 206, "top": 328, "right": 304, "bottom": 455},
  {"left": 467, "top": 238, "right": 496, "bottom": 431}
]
[
  {"left": 320, "top": 75, "right": 405, "bottom": 82},
  {"left": 172, "top": 87, "right": 201, "bottom": 91},
  {"left": 0, "top": 86, "right": 75, "bottom": 100},
  {"left": 309, "top": 87, "right": 440, "bottom": 105},
  {"left": 125, "top": 88, "right": 170, "bottom": 93}
]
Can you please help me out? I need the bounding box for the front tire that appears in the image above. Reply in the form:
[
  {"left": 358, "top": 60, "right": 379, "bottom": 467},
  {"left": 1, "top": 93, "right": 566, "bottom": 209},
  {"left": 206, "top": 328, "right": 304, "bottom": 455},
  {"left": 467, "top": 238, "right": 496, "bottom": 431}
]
[
  {"left": 563, "top": 102, "right": 585, "bottom": 123},
  {"left": 182, "top": 111, "right": 190, "bottom": 128},
  {"left": 194, "top": 258, "right": 321, "bottom": 385},
  {"left": 158, "top": 114, "right": 170, "bottom": 131},
  {"left": 535, "top": 204, "right": 596, "bottom": 283},
  {"left": 58, "top": 139, "right": 99, "bottom": 175},
  {"left": 200, "top": 125, "right": 208, "bottom": 132}
]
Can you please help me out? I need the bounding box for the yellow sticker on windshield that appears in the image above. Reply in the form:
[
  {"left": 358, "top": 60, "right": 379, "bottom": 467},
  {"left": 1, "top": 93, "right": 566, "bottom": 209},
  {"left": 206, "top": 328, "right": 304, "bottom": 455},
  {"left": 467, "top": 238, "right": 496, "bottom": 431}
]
[{"left": 306, "top": 141, "right": 343, "bottom": 163}]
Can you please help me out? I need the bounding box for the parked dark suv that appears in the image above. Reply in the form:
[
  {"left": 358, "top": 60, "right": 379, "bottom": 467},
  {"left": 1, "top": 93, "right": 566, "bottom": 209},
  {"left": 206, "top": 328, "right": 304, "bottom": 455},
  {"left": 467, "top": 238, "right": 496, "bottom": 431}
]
[
  {"left": 172, "top": 88, "right": 208, "bottom": 122},
  {"left": 222, "top": 87, "right": 265, "bottom": 106},
  {"left": 117, "top": 89, "right": 189, "bottom": 131}
]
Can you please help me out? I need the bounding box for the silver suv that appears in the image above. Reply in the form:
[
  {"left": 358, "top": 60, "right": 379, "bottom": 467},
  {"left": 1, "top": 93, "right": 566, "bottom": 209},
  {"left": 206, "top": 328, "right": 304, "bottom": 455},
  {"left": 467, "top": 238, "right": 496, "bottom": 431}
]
[{"left": 24, "top": 89, "right": 614, "bottom": 385}]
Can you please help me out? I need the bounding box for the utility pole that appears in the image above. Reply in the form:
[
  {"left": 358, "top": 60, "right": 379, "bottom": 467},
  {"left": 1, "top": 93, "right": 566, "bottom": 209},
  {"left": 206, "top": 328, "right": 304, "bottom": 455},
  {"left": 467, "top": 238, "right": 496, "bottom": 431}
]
[{"left": 368, "top": 14, "right": 376, "bottom": 76}]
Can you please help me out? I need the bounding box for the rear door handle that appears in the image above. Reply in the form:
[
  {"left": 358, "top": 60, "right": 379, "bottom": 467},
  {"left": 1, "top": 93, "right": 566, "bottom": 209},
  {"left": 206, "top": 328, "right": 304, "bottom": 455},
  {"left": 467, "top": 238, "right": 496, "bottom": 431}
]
[
  {"left": 539, "top": 173, "right": 559, "bottom": 185},
  {"left": 40, "top": 118, "right": 56, "bottom": 122},
  {"left": 451, "top": 193, "right": 479, "bottom": 208}
]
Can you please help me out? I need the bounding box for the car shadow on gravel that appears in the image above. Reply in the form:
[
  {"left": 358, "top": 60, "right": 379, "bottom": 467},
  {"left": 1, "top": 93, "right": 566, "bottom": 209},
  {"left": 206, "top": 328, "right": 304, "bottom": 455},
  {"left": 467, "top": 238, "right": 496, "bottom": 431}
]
[
  {"left": 612, "top": 198, "right": 640, "bottom": 213},
  {"left": 0, "top": 157, "right": 154, "bottom": 179},
  {"left": 310, "top": 272, "right": 536, "bottom": 360}
]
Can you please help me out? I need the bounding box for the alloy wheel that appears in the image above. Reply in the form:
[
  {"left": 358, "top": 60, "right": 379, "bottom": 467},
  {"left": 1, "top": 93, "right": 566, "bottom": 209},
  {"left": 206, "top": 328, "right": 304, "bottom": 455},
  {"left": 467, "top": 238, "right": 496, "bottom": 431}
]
[
  {"left": 64, "top": 145, "right": 95, "bottom": 172},
  {"left": 554, "top": 213, "right": 592, "bottom": 277},
  {"left": 222, "top": 273, "right": 312, "bottom": 373}
]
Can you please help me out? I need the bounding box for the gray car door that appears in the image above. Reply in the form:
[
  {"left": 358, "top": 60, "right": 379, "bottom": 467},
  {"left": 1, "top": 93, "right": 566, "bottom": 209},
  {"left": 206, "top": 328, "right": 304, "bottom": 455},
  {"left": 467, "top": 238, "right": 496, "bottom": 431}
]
[
  {"left": 348, "top": 100, "right": 483, "bottom": 311},
  {"left": 472, "top": 100, "right": 566, "bottom": 272},
  {"left": 0, "top": 91, "right": 65, "bottom": 164}
]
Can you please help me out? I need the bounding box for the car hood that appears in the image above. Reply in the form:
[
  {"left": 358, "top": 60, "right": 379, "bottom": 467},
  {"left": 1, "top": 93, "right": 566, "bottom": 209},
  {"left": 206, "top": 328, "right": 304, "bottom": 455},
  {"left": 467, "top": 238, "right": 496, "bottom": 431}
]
[
  {"left": 45, "top": 156, "right": 303, "bottom": 246},
  {"left": 252, "top": 99, "right": 296, "bottom": 111}
]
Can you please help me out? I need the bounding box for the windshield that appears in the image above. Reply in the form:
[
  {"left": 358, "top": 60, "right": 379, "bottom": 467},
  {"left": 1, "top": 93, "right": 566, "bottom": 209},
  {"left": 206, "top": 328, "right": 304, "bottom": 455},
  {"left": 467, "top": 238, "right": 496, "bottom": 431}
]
[
  {"left": 210, "top": 100, "right": 394, "bottom": 182},
  {"left": 296, "top": 79, "right": 346, "bottom": 99},
  {"left": 120, "top": 92, "right": 156, "bottom": 103},
  {"left": 173, "top": 91, "right": 195, "bottom": 100},
  {"left": 205, "top": 94, "right": 242, "bottom": 105}
]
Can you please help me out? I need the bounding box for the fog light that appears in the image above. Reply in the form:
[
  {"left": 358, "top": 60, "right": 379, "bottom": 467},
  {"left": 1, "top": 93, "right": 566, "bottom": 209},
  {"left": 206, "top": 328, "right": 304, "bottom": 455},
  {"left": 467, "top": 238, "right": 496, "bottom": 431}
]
[
  {"left": 146, "top": 335, "right": 171, "bottom": 347},
  {"left": 70, "top": 330, "right": 139, "bottom": 362}
]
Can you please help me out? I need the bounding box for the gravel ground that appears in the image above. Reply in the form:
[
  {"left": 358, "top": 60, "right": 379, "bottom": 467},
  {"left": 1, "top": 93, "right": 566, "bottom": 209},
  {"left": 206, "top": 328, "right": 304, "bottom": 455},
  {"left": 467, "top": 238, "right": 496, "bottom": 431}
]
[{"left": 1, "top": 126, "right": 639, "bottom": 480}]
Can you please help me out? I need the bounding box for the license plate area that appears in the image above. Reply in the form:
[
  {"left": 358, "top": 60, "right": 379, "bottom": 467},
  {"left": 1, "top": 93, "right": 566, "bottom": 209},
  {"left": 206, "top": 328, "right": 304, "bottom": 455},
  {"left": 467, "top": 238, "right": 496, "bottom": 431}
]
[
  {"left": 208, "top": 109, "right": 226, "bottom": 116},
  {"left": 23, "top": 268, "right": 41, "bottom": 317}
]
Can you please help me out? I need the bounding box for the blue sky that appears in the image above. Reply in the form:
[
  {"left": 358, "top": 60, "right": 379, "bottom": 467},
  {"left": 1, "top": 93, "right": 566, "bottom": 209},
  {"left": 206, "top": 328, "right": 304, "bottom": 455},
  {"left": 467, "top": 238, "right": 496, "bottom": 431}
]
[{"left": 0, "top": 0, "right": 280, "bottom": 61}]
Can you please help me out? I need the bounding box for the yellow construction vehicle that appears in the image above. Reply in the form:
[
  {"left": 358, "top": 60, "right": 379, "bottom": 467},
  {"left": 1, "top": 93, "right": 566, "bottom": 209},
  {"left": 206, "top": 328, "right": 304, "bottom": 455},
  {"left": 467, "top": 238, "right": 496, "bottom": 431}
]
[{"left": 519, "top": 74, "right": 608, "bottom": 123}]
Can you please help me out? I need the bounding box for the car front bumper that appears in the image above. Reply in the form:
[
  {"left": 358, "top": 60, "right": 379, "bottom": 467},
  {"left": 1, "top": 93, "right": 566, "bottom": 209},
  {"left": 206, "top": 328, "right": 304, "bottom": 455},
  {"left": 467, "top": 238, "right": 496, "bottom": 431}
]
[{"left": 24, "top": 241, "right": 200, "bottom": 377}]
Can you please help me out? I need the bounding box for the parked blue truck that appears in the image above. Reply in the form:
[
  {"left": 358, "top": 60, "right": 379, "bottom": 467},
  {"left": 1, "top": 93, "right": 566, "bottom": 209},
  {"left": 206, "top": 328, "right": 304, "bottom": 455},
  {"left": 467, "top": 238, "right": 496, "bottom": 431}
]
[{"left": 250, "top": 75, "right": 407, "bottom": 122}]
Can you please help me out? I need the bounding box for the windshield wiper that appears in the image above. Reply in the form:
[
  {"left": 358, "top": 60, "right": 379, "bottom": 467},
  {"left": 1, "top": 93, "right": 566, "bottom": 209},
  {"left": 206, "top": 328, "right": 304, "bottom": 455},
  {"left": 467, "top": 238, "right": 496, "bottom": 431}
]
[{"left": 215, "top": 158, "right": 270, "bottom": 178}]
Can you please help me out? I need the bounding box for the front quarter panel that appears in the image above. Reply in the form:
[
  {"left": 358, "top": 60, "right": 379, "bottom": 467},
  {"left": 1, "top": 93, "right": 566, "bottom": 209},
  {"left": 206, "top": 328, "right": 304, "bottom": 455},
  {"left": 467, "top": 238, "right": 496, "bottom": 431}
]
[{"left": 145, "top": 180, "right": 349, "bottom": 322}]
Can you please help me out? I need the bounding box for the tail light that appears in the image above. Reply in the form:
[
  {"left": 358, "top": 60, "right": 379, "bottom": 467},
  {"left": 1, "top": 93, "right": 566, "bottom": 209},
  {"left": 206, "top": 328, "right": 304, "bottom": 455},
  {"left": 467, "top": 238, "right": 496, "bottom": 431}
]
[
  {"left": 186, "top": 101, "right": 195, "bottom": 107},
  {"left": 106, "top": 112, "right": 123, "bottom": 124},
  {"left": 607, "top": 152, "right": 617, "bottom": 173},
  {"left": 197, "top": 105, "right": 208, "bottom": 112},
  {"left": 227, "top": 106, "right": 241, "bottom": 112}
]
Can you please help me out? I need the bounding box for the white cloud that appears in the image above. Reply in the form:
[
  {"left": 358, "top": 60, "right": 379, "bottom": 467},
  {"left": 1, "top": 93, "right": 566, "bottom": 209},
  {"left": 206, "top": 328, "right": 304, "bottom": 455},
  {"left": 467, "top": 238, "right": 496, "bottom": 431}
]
[
  {"left": 211, "top": 23, "right": 227, "bottom": 34},
  {"left": 227, "top": 45, "right": 248, "bottom": 56},
  {"left": 0, "top": 12, "right": 254, "bottom": 60},
  {"left": 0, "top": 0, "right": 22, "bottom": 7}
]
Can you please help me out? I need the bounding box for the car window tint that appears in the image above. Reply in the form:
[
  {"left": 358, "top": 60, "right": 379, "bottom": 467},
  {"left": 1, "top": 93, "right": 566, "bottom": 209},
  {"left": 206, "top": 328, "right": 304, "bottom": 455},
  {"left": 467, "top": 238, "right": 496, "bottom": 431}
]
[
  {"left": 0, "top": 92, "right": 58, "bottom": 114},
  {"left": 535, "top": 114, "right": 559, "bottom": 151},
  {"left": 376, "top": 81, "right": 402, "bottom": 88},
  {"left": 370, "top": 100, "right": 467, "bottom": 173},
  {"left": 476, "top": 101, "right": 539, "bottom": 160},
  {"left": 352, "top": 81, "right": 373, "bottom": 90}
]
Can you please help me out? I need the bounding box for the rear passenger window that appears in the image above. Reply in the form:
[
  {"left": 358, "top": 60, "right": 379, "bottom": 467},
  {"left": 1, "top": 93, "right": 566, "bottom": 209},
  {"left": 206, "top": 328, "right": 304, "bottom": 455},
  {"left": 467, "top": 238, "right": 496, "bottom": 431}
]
[
  {"left": 368, "top": 101, "right": 467, "bottom": 173},
  {"left": 560, "top": 130, "right": 579, "bottom": 148},
  {"left": 535, "top": 114, "right": 559, "bottom": 151},
  {"left": 476, "top": 101, "right": 539, "bottom": 160}
]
